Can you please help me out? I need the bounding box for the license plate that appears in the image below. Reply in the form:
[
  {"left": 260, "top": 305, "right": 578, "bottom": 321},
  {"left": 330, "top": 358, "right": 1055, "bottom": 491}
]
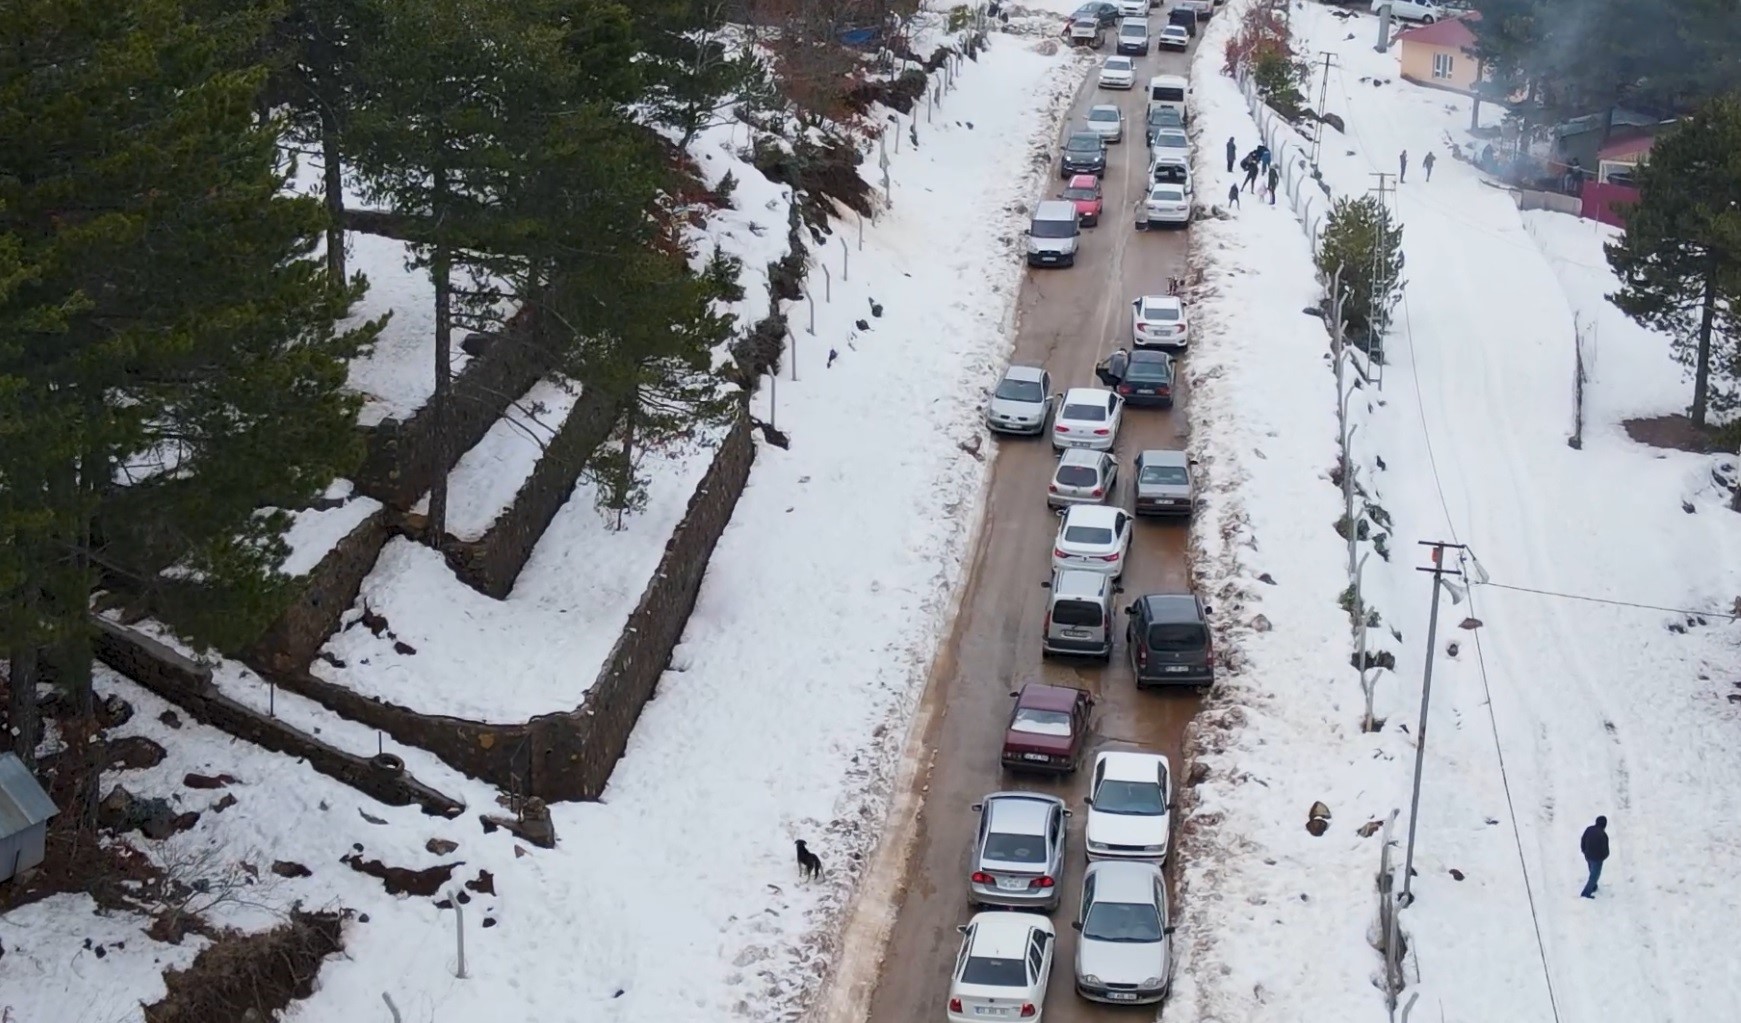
[
  {"left": 996, "top": 876, "right": 1029, "bottom": 890},
  {"left": 1134, "top": 388, "right": 1155, "bottom": 394},
  {"left": 1063, "top": 628, "right": 1090, "bottom": 637},
  {"left": 1164, "top": 665, "right": 1189, "bottom": 672},
  {"left": 1023, "top": 753, "right": 1051, "bottom": 762},
  {"left": 1107, "top": 992, "right": 1140, "bottom": 1001},
  {"left": 973, "top": 1008, "right": 1003, "bottom": 1017}
]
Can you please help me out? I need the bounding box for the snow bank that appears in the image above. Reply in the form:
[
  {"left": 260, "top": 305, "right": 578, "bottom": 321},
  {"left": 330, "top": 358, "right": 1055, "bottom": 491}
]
[{"left": 277, "top": 481, "right": 381, "bottom": 577}]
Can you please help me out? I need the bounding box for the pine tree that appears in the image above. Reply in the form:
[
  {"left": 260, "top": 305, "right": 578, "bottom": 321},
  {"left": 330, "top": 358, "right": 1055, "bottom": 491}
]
[
  {"left": 1316, "top": 195, "right": 1406, "bottom": 346},
  {"left": 1, "top": 0, "right": 374, "bottom": 714},
  {"left": 641, "top": 0, "right": 777, "bottom": 148},
  {"left": 1606, "top": 95, "right": 1741, "bottom": 429}
]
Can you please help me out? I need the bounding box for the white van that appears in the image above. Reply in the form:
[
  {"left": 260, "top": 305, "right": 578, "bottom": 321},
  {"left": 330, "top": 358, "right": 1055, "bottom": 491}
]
[
  {"left": 1026, "top": 199, "right": 1081, "bottom": 268},
  {"left": 1147, "top": 74, "right": 1189, "bottom": 122},
  {"left": 1115, "top": 17, "right": 1150, "bottom": 56}
]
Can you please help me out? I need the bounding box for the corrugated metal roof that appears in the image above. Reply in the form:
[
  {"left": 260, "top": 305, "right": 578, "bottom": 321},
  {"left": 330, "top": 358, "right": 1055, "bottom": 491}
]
[{"left": 0, "top": 752, "right": 58, "bottom": 838}]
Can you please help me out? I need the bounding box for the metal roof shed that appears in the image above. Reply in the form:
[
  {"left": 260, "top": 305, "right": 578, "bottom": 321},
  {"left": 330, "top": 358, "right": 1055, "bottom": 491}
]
[{"left": 0, "top": 752, "right": 58, "bottom": 883}]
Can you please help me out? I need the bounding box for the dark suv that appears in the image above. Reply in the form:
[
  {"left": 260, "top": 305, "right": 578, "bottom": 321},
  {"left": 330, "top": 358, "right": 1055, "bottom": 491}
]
[
  {"left": 1125, "top": 593, "right": 1214, "bottom": 687},
  {"left": 1061, "top": 132, "right": 1108, "bottom": 178}
]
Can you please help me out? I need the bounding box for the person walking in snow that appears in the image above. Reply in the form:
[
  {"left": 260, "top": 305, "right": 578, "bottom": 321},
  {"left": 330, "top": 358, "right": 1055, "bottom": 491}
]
[
  {"left": 1423, "top": 151, "right": 1437, "bottom": 181},
  {"left": 1258, "top": 144, "right": 1271, "bottom": 173},
  {"left": 1227, "top": 182, "right": 1241, "bottom": 208},
  {"left": 1226, "top": 136, "right": 1238, "bottom": 173},
  {"left": 1240, "top": 153, "right": 1260, "bottom": 193},
  {"left": 1579, "top": 815, "right": 1610, "bottom": 898},
  {"left": 1266, "top": 164, "right": 1280, "bottom": 205},
  {"left": 1398, "top": 149, "right": 1408, "bottom": 183}
]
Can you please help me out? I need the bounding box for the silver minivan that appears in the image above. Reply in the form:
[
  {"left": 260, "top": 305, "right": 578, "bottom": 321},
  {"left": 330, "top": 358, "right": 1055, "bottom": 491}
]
[
  {"left": 1041, "top": 568, "right": 1121, "bottom": 660},
  {"left": 1026, "top": 199, "right": 1081, "bottom": 268}
]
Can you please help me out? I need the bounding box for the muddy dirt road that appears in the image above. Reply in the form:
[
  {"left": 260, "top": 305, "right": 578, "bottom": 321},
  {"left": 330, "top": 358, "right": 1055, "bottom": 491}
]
[{"left": 856, "top": 23, "right": 1206, "bottom": 1023}]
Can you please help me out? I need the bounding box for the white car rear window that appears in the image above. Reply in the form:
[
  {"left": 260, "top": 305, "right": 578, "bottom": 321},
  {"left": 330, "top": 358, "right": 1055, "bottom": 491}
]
[
  {"left": 1151, "top": 187, "right": 1184, "bottom": 202},
  {"left": 1064, "top": 525, "right": 1115, "bottom": 545},
  {"left": 1143, "top": 303, "right": 1180, "bottom": 321},
  {"left": 1061, "top": 403, "right": 1107, "bottom": 422}
]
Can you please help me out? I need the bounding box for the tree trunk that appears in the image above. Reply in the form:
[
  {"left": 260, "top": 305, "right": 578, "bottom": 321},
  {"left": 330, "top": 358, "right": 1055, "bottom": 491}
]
[
  {"left": 1691, "top": 262, "right": 1719, "bottom": 428},
  {"left": 1469, "top": 91, "right": 1481, "bottom": 132},
  {"left": 321, "top": 115, "right": 347, "bottom": 283},
  {"left": 425, "top": 165, "right": 453, "bottom": 543},
  {"left": 7, "top": 641, "right": 40, "bottom": 769}
]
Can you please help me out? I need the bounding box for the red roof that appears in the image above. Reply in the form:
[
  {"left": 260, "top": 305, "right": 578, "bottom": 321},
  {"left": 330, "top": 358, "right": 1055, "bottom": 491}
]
[
  {"left": 1598, "top": 133, "right": 1655, "bottom": 160},
  {"left": 1396, "top": 12, "right": 1478, "bottom": 50}
]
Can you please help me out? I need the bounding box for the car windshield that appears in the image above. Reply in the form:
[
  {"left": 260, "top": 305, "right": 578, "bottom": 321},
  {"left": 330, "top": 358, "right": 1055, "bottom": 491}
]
[
  {"left": 1012, "top": 706, "right": 1074, "bottom": 736},
  {"left": 1063, "top": 185, "right": 1098, "bottom": 200},
  {"left": 1149, "top": 109, "right": 1180, "bottom": 125},
  {"left": 1093, "top": 778, "right": 1165, "bottom": 815},
  {"left": 1066, "top": 135, "right": 1102, "bottom": 153},
  {"left": 1055, "top": 464, "right": 1100, "bottom": 487},
  {"left": 1140, "top": 465, "right": 1189, "bottom": 485},
  {"left": 984, "top": 830, "right": 1047, "bottom": 863},
  {"left": 1082, "top": 899, "right": 1164, "bottom": 943},
  {"left": 1105, "top": 58, "right": 1132, "bottom": 70},
  {"left": 995, "top": 377, "right": 1045, "bottom": 402},
  {"left": 1142, "top": 304, "right": 1180, "bottom": 321},
  {"left": 1146, "top": 622, "right": 1206, "bottom": 650},
  {"left": 961, "top": 955, "right": 1028, "bottom": 987},
  {"left": 1063, "top": 525, "right": 1114, "bottom": 545},
  {"left": 1031, "top": 218, "right": 1077, "bottom": 239},
  {"left": 1061, "top": 402, "right": 1106, "bottom": 422},
  {"left": 1089, "top": 108, "right": 1118, "bottom": 122},
  {"left": 1052, "top": 599, "right": 1102, "bottom": 627}
]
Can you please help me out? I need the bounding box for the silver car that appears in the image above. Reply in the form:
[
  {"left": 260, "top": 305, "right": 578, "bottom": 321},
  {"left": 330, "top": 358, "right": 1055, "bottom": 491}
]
[
  {"left": 968, "top": 792, "right": 1070, "bottom": 911},
  {"left": 1085, "top": 104, "right": 1124, "bottom": 144},
  {"left": 986, "top": 364, "right": 1053, "bottom": 435},
  {"left": 1073, "top": 860, "right": 1174, "bottom": 1004},
  {"left": 1132, "top": 449, "right": 1194, "bottom": 517},
  {"left": 1049, "top": 448, "right": 1119, "bottom": 508}
]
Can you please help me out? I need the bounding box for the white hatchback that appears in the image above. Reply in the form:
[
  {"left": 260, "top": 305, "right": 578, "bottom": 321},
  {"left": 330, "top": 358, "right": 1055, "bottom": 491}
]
[
  {"left": 947, "top": 912, "right": 1057, "bottom": 1022},
  {"left": 1051, "top": 387, "right": 1123, "bottom": 451},
  {"left": 1131, "top": 294, "right": 1189, "bottom": 350},
  {"left": 1051, "top": 504, "right": 1133, "bottom": 579},
  {"left": 1098, "top": 56, "right": 1136, "bottom": 90},
  {"left": 1084, "top": 750, "right": 1174, "bottom": 864}
]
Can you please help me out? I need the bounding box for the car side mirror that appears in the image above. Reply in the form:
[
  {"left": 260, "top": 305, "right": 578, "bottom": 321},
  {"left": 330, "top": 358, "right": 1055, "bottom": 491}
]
[
  {"left": 970, "top": 802, "right": 983, "bottom": 812},
  {"left": 1164, "top": 925, "right": 1177, "bottom": 935},
  {"left": 1113, "top": 583, "right": 1125, "bottom": 593},
  {"left": 1168, "top": 802, "right": 1178, "bottom": 810},
  {"left": 1204, "top": 605, "right": 1214, "bottom": 615},
  {"left": 1125, "top": 605, "right": 1137, "bottom": 615},
  {"left": 1082, "top": 796, "right": 1094, "bottom": 806},
  {"left": 1010, "top": 690, "right": 1021, "bottom": 698},
  {"left": 1041, "top": 579, "right": 1053, "bottom": 589},
  {"left": 1071, "top": 921, "right": 1083, "bottom": 931},
  {"left": 958, "top": 924, "right": 970, "bottom": 934},
  {"left": 1062, "top": 808, "right": 1073, "bottom": 817}
]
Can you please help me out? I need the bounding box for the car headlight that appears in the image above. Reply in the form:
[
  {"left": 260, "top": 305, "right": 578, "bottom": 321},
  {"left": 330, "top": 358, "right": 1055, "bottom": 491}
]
[
  {"left": 1081, "top": 975, "right": 1103, "bottom": 986},
  {"left": 1141, "top": 844, "right": 1166, "bottom": 853},
  {"left": 1141, "top": 976, "right": 1166, "bottom": 989}
]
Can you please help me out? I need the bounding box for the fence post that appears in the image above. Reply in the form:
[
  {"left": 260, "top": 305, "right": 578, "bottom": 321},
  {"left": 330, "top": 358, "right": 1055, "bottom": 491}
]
[
  {"left": 804, "top": 284, "right": 816, "bottom": 334},
  {"left": 452, "top": 891, "right": 467, "bottom": 979},
  {"left": 382, "top": 993, "right": 402, "bottom": 1023},
  {"left": 841, "top": 234, "right": 851, "bottom": 280}
]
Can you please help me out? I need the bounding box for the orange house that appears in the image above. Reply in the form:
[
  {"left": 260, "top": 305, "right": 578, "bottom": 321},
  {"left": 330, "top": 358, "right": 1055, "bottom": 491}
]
[{"left": 1396, "top": 14, "right": 1486, "bottom": 95}]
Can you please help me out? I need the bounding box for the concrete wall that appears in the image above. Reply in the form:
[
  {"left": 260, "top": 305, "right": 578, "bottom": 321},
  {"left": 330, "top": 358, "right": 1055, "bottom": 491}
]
[
  {"left": 442, "top": 393, "right": 621, "bottom": 599},
  {"left": 91, "top": 618, "right": 463, "bottom": 816},
  {"left": 1514, "top": 189, "right": 1582, "bottom": 215},
  {"left": 524, "top": 417, "right": 757, "bottom": 800},
  {"left": 250, "top": 507, "right": 391, "bottom": 674},
  {"left": 354, "top": 312, "right": 559, "bottom": 510}
]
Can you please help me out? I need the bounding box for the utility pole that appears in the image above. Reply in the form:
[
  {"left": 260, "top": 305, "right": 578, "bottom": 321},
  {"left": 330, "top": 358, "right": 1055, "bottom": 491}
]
[
  {"left": 1399, "top": 540, "right": 1467, "bottom": 906},
  {"left": 1310, "top": 51, "right": 1339, "bottom": 167},
  {"left": 1368, "top": 173, "right": 1395, "bottom": 389}
]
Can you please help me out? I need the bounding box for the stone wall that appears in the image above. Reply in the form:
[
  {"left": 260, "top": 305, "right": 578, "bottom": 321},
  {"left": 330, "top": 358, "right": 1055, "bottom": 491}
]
[
  {"left": 441, "top": 392, "right": 621, "bottom": 599},
  {"left": 249, "top": 506, "right": 391, "bottom": 674},
  {"left": 354, "top": 313, "right": 559, "bottom": 510},
  {"left": 524, "top": 416, "right": 757, "bottom": 800},
  {"left": 91, "top": 618, "right": 464, "bottom": 816}
]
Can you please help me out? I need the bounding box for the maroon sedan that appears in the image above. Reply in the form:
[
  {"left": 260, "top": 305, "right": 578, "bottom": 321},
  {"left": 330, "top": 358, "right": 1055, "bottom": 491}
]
[
  {"left": 1062, "top": 174, "right": 1104, "bottom": 227},
  {"left": 1000, "top": 683, "right": 1095, "bottom": 774}
]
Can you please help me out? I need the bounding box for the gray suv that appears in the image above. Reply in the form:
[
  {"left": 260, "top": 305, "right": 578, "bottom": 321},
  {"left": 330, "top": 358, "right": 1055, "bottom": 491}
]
[
  {"left": 1125, "top": 592, "right": 1214, "bottom": 687},
  {"left": 1061, "top": 131, "right": 1108, "bottom": 178}
]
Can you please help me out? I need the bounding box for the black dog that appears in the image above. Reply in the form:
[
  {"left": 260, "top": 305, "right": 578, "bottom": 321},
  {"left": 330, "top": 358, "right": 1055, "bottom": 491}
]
[{"left": 795, "top": 839, "right": 823, "bottom": 882}]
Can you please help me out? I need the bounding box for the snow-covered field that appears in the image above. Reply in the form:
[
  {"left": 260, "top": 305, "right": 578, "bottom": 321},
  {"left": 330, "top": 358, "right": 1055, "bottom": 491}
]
[
  {"left": 0, "top": 30, "right": 1086, "bottom": 1023},
  {"left": 1172, "top": 2, "right": 1741, "bottom": 1021}
]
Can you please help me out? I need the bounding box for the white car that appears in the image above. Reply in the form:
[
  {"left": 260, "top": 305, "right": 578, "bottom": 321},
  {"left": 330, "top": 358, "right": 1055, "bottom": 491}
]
[
  {"left": 1114, "top": 0, "right": 1147, "bottom": 16},
  {"left": 1371, "top": 0, "right": 1443, "bottom": 22},
  {"left": 1147, "top": 154, "right": 1191, "bottom": 193},
  {"left": 1051, "top": 504, "right": 1133, "bottom": 578},
  {"left": 1084, "top": 750, "right": 1173, "bottom": 864},
  {"left": 1084, "top": 104, "right": 1124, "bottom": 144},
  {"left": 947, "top": 912, "right": 1057, "bottom": 1023},
  {"left": 1098, "top": 55, "right": 1136, "bottom": 90},
  {"left": 1073, "top": 861, "right": 1174, "bottom": 1005},
  {"left": 1131, "top": 294, "right": 1189, "bottom": 350},
  {"left": 1051, "top": 386, "right": 1123, "bottom": 451},
  {"left": 1142, "top": 183, "right": 1190, "bottom": 226},
  {"left": 1157, "top": 24, "right": 1190, "bottom": 50},
  {"left": 987, "top": 363, "right": 1054, "bottom": 435},
  {"left": 1048, "top": 448, "right": 1119, "bottom": 508},
  {"left": 1149, "top": 129, "right": 1189, "bottom": 162}
]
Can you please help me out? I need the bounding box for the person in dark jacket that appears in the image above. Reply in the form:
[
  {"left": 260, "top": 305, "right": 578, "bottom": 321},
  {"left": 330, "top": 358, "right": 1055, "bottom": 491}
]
[
  {"left": 1579, "top": 815, "right": 1609, "bottom": 898},
  {"left": 1096, "top": 348, "right": 1130, "bottom": 387},
  {"left": 1399, "top": 149, "right": 1408, "bottom": 183},
  {"left": 1226, "top": 136, "right": 1238, "bottom": 172},
  {"left": 1266, "top": 164, "right": 1280, "bottom": 205},
  {"left": 1423, "top": 151, "right": 1437, "bottom": 181},
  {"left": 1227, "top": 181, "right": 1241, "bottom": 208},
  {"left": 1258, "top": 144, "right": 1271, "bottom": 172},
  {"left": 1240, "top": 153, "right": 1260, "bottom": 193}
]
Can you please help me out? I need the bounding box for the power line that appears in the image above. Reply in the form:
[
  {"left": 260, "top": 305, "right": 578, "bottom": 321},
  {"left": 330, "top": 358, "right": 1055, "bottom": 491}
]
[{"left": 1474, "top": 580, "right": 1739, "bottom": 621}]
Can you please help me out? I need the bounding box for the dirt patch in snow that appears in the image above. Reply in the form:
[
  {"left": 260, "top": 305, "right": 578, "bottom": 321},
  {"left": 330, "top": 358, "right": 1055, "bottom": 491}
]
[
  {"left": 144, "top": 909, "right": 345, "bottom": 1023},
  {"left": 1623, "top": 414, "right": 1724, "bottom": 453}
]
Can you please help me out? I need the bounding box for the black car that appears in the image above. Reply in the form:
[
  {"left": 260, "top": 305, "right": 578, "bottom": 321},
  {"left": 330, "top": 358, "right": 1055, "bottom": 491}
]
[
  {"left": 1126, "top": 593, "right": 1214, "bottom": 688},
  {"left": 1072, "top": 1, "right": 1123, "bottom": 27},
  {"left": 1099, "top": 349, "right": 1174, "bottom": 407},
  {"left": 1145, "top": 106, "right": 1184, "bottom": 147},
  {"left": 1060, "top": 131, "right": 1108, "bottom": 178},
  {"left": 1167, "top": 7, "right": 1197, "bottom": 35}
]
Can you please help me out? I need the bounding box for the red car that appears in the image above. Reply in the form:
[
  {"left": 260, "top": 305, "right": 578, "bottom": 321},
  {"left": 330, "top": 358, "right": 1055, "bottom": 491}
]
[
  {"left": 1062, "top": 174, "right": 1104, "bottom": 227},
  {"left": 1000, "top": 683, "right": 1095, "bottom": 773}
]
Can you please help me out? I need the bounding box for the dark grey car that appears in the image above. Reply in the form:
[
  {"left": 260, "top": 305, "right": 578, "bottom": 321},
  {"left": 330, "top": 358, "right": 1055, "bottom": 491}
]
[
  {"left": 1098, "top": 349, "right": 1174, "bottom": 408},
  {"left": 1145, "top": 106, "right": 1184, "bottom": 146},
  {"left": 1133, "top": 449, "right": 1194, "bottom": 517},
  {"left": 1061, "top": 132, "right": 1108, "bottom": 178},
  {"left": 1125, "top": 593, "right": 1214, "bottom": 687}
]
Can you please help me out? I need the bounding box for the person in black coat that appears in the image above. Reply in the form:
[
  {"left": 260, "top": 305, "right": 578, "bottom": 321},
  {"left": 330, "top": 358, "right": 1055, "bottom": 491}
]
[
  {"left": 1579, "top": 815, "right": 1609, "bottom": 898},
  {"left": 1226, "top": 136, "right": 1238, "bottom": 173}
]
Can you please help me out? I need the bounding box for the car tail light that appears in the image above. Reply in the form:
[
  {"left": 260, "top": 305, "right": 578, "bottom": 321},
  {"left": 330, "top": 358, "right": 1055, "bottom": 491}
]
[
  {"left": 1090, "top": 487, "right": 1103, "bottom": 497},
  {"left": 1048, "top": 483, "right": 1058, "bottom": 493},
  {"left": 950, "top": 997, "right": 964, "bottom": 1014},
  {"left": 1116, "top": 385, "right": 1131, "bottom": 395},
  {"left": 1029, "top": 875, "right": 1055, "bottom": 889},
  {"left": 1093, "top": 427, "right": 1110, "bottom": 435},
  {"left": 971, "top": 871, "right": 993, "bottom": 885},
  {"left": 1020, "top": 1004, "right": 1037, "bottom": 1018},
  {"left": 1053, "top": 548, "right": 1069, "bottom": 560},
  {"left": 1099, "top": 552, "right": 1121, "bottom": 562},
  {"left": 1055, "top": 423, "right": 1068, "bottom": 432},
  {"left": 1159, "top": 385, "right": 1172, "bottom": 397},
  {"left": 1137, "top": 646, "right": 1148, "bottom": 667}
]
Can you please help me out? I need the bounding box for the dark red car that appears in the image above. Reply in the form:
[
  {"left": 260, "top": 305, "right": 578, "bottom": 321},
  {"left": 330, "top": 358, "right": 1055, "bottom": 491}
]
[
  {"left": 1062, "top": 174, "right": 1104, "bottom": 227},
  {"left": 1000, "top": 683, "right": 1095, "bottom": 773}
]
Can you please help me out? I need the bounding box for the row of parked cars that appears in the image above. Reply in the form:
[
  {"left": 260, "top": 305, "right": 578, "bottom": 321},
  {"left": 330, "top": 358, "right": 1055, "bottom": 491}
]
[{"left": 941, "top": 10, "right": 1228, "bottom": 1018}]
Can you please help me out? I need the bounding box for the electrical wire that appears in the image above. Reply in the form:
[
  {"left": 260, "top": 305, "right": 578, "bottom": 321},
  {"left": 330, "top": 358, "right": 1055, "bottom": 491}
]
[{"left": 1474, "top": 580, "right": 1739, "bottom": 621}]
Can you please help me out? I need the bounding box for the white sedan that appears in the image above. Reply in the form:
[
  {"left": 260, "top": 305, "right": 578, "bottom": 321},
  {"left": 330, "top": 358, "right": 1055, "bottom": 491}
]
[
  {"left": 947, "top": 911, "right": 1056, "bottom": 1023},
  {"left": 1149, "top": 129, "right": 1189, "bottom": 162},
  {"left": 1131, "top": 294, "right": 1189, "bottom": 350},
  {"left": 1098, "top": 56, "right": 1136, "bottom": 90},
  {"left": 1141, "top": 183, "right": 1190, "bottom": 227},
  {"left": 1158, "top": 24, "right": 1190, "bottom": 50},
  {"left": 1084, "top": 750, "right": 1173, "bottom": 864},
  {"left": 1051, "top": 504, "right": 1133, "bottom": 578},
  {"left": 1051, "top": 387, "right": 1123, "bottom": 451},
  {"left": 1085, "top": 104, "right": 1124, "bottom": 144}
]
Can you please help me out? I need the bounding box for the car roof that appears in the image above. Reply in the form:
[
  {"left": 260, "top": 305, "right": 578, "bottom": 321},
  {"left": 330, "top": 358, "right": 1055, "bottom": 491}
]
[
  {"left": 1034, "top": 199, "right": 1077, "bottom": 219},
  {"left": 1151, "top": 73, "right": 1188, "bottom": 84},
  {"left": 1051, "top": 567, "right": 1109, "bottom": 597},
  {"left": 1140, "top": 449, "right": 1189, "bottom": 468},
  {"left": 968, "top": 911, "right": 1054, "bottom": 956},
  {"left": 1139, "top": 592, "right": 1203, "bottom": 620},
  {"left": 1127, "top": 349, "right": 1172, "bottom": 367},
  {"left": 1104, "top": 56, "right": 1132, "bottom": 65},
  {"left": 1063, "top": 503, "right": 1121, "bottom": 528},
  {"left": 1004, "top": 363, "right": 1046, "bottom": 383},
  {"left": 1057, "top": 447, "right": 1105, "bottom": 467},
  {"left": 1084, "top": 860, "right": 1164, "bottom": 901},
  {"left": 1139, "top": 294, "right": 1183, "bottom": 313},
  {"left": 1061, "top": 386, "right": 1112, "bottom": 404},
  {"left": 1161, "top": 23, "right": 1189, "bottom": 32},
  {"left": 1089, "top": 103, "right": 1120, "bottom": 114},
  {"left": 984, "top": 792, "right": 1062, "bottom": 834},
  {"left": 1066, "top": 173, "right": 1100, "bottom": 188},
  {"left": 1018, "top": 682, "right": 1087, "bottom": 711},
  {"left": 1149, "top": 183, "right": 1184, "bottom": 196},
  {"left": 1095, "top": 749, "right": 1167, "bottom": 782}
]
